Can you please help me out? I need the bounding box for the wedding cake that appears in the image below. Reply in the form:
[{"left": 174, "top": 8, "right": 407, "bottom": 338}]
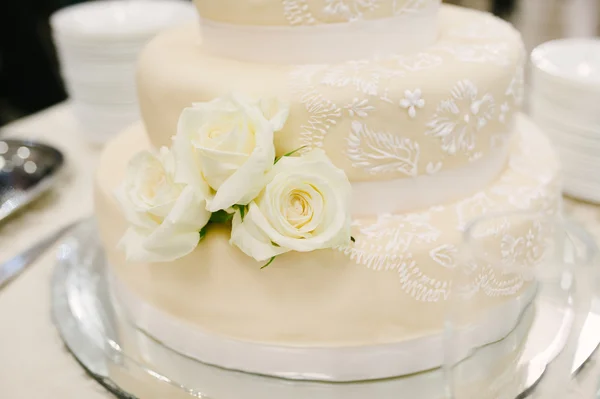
[{"left": 94, "top": 0, "right": 561, "bottom": 382}]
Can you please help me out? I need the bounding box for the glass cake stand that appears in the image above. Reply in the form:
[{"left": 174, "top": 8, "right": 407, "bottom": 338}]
[{"left": 51, "top": 219, "right": 600, "bottom": 399}]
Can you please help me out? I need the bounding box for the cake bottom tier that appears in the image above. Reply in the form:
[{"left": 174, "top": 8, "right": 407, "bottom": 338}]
[{"left": 95, "top": 114, "right": 561, "bottom": 381}]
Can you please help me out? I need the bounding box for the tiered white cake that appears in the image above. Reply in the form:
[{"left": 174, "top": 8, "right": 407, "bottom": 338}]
[{"left": 95, "top": 0, "right": 561, "bottom": 382}]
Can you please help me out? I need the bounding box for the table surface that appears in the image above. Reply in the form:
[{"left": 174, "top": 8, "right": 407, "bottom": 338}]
[{"left": 0, "top": 103, "right": 600, "bottom": 399}]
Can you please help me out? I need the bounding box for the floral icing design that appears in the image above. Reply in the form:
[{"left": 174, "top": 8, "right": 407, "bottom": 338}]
[
  {"left": 506, "top": 63, "right": 525, "bottom": 106},
  {"left": 321, "top": 60, "right": 401, "bottom": 96},
  {"left": 282, "top": 0, "right": 317, "bottom": 25},
  {"left": 393, "top": 53, "right": 444, "bottom": 72},
  {"left": 400, "top": 89, "right": 425, "bottom": 118},
  {"left": 426, "top": 79, "right": 495, "bottom": 157},
  {"left": 337, "top": 127, "right": 558, "bottom": 302},
  {"left": 322, "top": 0, "right": 381, "bottom": 21},
  {"left": 346, "top": 121, "right": 420, "bottom": 176},
  {"left": 341, "top": 213, "right": 450, "bottom": 302},
  {"left": 290, "top": 65, "right": 343, "bottom": 151},
  {"left": 393, "top": 0, "right": 432, "bottom": 14},
  {"left": 282, "top": 0, "right": 434, "bottom": 25},
  {"left": 345, "top": 97, "right": 375, "bottom": 118},
  {"left": 434, "top": 43, "right": 512, "bottom": 67},
  {"left": 287, "top": 11, "right": 521, "bottom": 177}
]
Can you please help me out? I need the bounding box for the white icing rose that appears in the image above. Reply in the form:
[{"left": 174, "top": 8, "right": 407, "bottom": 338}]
[
  {"left": 174, "top": 93, "right": 289, "bottom": 212},
  {"left": 116, "top": 147, "right": 210, "bottom": 262},
  {"left": 230, "top": 149, "right": 352, "bottom": 262}
]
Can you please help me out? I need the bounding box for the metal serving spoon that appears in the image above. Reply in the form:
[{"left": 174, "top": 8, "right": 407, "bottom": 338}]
[
  {"left": 0, "top": 139, "right": 67, "bottom": 289},
  {"left": 0, "top": 139, "right": 64, "bottom": 223}
]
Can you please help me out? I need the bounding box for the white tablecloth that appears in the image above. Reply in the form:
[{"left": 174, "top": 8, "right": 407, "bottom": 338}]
[{"left": 0, "top": 104, "right": 599, "bottom": 398}]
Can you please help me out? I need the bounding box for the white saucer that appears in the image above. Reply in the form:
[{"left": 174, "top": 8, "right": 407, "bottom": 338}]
[
  {"left": 50, "top": 0, "right": 195, "bottom": 43},
  {"left": 531, "top": 38, "right": 600, "bottom": 90}
]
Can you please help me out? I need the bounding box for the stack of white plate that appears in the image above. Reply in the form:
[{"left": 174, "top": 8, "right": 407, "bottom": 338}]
[
  {"left": 530, "top": 38, "right": 600, "bottom": 203},
  {"left": 50, "top": 0, "right": 195, "bottom": 144}
]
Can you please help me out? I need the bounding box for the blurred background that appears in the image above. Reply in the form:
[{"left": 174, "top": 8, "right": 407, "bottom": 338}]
[{"left": 0, "top": 0, "right": 598, "bottom": 127}]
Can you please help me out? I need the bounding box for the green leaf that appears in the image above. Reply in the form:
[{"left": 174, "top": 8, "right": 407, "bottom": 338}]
[
  {"left": 232, "top": 204, "right": 248, "bottom": 221},
  {"left": 261, "top": 256, "right": 276, "bottom": 269},
  {"left": 234, "top": 204, "right": 247, "bottom": 221},
  {"left": 274, "top": 145, "right": 308, "bottom": 164},
  {"left": 210, "top": 210, "right": 233, "bottom": 224},
  {"left": 199, "top": 227, "right": 208, "bottom": 240},
  {"left": 350, "top": 236, "right": 356, "bottom": 243}
]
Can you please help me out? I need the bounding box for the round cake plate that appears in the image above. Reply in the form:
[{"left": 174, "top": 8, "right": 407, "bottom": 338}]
[{"left": 51, "top": 219, "right": 600, "bottom": 399}]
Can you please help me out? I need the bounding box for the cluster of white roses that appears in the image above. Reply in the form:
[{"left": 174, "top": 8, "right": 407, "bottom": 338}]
[{"left": 116, "top": 93, "right": 353, "bottom": 265}]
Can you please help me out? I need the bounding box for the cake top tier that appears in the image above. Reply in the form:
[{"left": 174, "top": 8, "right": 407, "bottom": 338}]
[
  {"left": 194, "top": 0, "right": 441, "bottom": 63},
  {"left": 194, "top": 0, "right": 440, "bottom": 26}
]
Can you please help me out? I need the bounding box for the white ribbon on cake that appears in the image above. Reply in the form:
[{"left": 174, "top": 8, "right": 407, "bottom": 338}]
[
  {"left": 199, "top": 2, "right": 440, "bottom": 64},
  {"left": 351, "top": 136, "right": 512, "bottom": 217},
  {"left": 109, "top": 266, "right": 537, "bottom": 382}
]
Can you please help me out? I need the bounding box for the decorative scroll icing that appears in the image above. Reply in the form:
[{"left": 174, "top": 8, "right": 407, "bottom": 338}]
[
  {"left": 323, "top": 0, "right": 382, "bottom": 21},
  {"left": 478, "top": 265, "right": 525, "bottom": 297},
  {"left": 480, "top": 219, "right": 545, "bottom": 297},
  {"left": 430, "top": 244, "right": 458, "bottom": 268},
  {"left": 435, "top": 43, "right": 512, "bottom": 66},
  {"left": 281, "top": 0, "right": 435, "bottom": 25},
  {"left": 393, "top": 53, "right": 444, "bottom": 72},
  {"left": 290, "top": 61, "right": 402, "bottom": 153},
  {"left": 290, "top": 65, "right": 343, "bottom": 150},
  {"left": 321, "top": 60, "right": 402, "bottom": 96},
  {"left": 346, "top": 121, "right": 420, "bottom": 175},
  {"left": 447, "top": 15, "right": 514, "bottom": 40},
  {"left": 394, "top": 0, "right": 432, "bottom": 14},
  {"left": 342, "top": 213, "right": 450, "bottom": 302},
  {"left": 336, "top": 117, "right": 559, "bottom": 302},
  {"left": 427, "top": 79, "right": 495, "bottom": 157},
  {"left": 506, "top": 63, "right": 525, "bottom": 106},
  {"left": 282, "top": 0, "right": 317, "bottom": 25}
]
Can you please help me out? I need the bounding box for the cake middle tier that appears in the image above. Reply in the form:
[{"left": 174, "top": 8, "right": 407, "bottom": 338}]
[
  {"left": 138, "top": 6, "right": 524, "bottom": 205},
  {"left": 95, "top": 113, "right": 560, "bottom": 381}
]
